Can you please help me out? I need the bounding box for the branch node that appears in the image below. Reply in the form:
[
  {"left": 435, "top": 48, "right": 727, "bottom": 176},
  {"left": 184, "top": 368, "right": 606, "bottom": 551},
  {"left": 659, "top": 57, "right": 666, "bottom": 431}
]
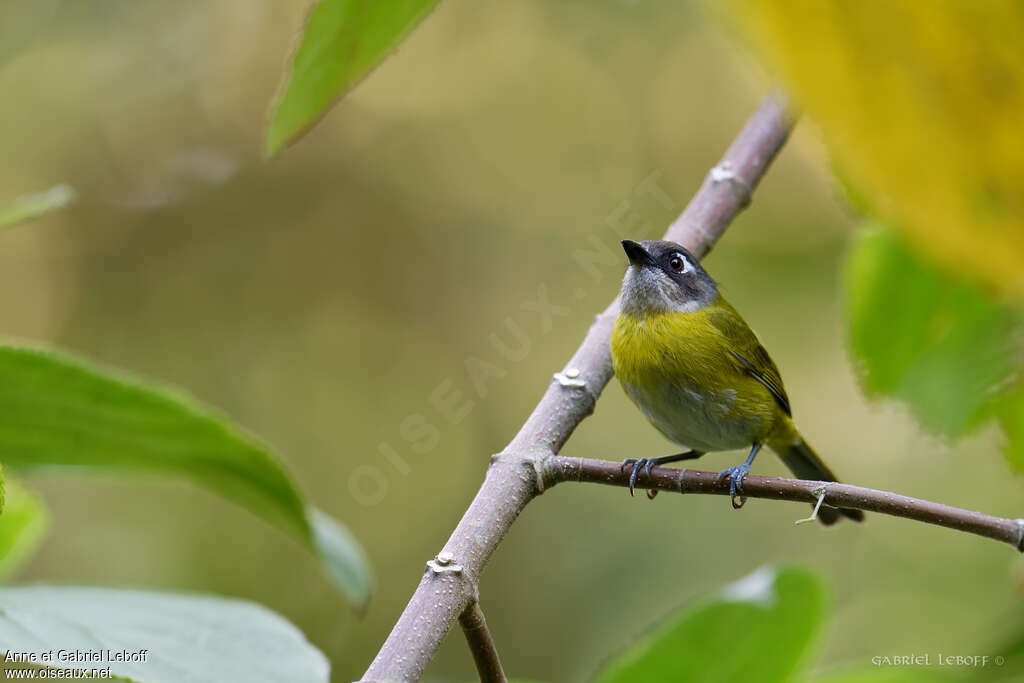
[
  {"left": 553, "top": 367, "right": 587, "bottom": 388},
  {"left": 795, "top": 485, "right": 828, "bottom": 525},
  {"left": 709, "top": 159, "right": 752, "bottom": 207},
  {"left": 1015, "top": 519, "right": 1024, "bottom": 553},
  {"left": 525, "top": 450, "right": 554, "bottom": 493},
  {"left": 427, "top": 551, "right": 464, "bottom": 575}
]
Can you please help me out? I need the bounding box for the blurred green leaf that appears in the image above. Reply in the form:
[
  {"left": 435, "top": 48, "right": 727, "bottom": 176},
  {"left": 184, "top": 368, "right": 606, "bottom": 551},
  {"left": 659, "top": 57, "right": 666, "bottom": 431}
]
[
  {"left": 997, "top": 387, "right": 1024, "bottom": 473},
  {"left": 0, "top": 477, "right": 48, "bottom": 581},
  {"left": 811, "top": 668, "right": 956, "bottom": 683},
  {"left": 0, "top": 184, "right": 75, "bottom": 231},
  {"left": 0, "top": 346, "right": 372, "bottom": 607},
  {"left": 309, "top": 508, "right": 373, "bottom": 611},
  {"left": 265, "top": 0, "right": 441, "bottom": 156},
  {"left": 846, "top": 227, "right": 1019, "bottom": 439},
  {"left": 0, "top": 586, "right": 329, "bottom": 682},
  {"left": 595, "top": 566, "right": 824, "bottom": 683},
  {"left": 970, "top": 619, "right": 1024, "bottom": 683}
]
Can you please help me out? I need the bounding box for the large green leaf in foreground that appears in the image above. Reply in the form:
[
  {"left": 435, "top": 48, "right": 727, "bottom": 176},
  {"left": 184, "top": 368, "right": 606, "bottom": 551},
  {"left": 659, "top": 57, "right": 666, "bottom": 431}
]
[
  {"left": 595, "top": 566, "right": 825, "bottom": 683},
  {"left": 0, "top": 477, "right": 48, "bottom": 581},
  {"left": 0, "top": 586, "right": 329, "bottom": 683},
  {"left": 266, "top": 0, "right": 441, "bottom": 155},
  {"left": 0, "top": 346, "right": 371, "bottom": 606},
  {"left": 846, "top": 228, "right": 1022, "bottom": 469}
]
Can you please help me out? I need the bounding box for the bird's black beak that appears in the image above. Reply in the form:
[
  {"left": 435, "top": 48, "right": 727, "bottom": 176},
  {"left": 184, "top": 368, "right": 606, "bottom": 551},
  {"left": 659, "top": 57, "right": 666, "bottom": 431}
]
[{"left": 621, "top": 239, "right": 654, "bottom": 267}]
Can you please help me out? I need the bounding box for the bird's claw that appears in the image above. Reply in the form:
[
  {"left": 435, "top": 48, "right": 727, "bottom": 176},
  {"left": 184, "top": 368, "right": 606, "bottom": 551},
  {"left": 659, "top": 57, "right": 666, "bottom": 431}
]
[
  {"left": 718, "top": 463, "right": 751, "bottom": 509},
  {"left": 622, "top": 458, "right": 655, "bottom": 496}
]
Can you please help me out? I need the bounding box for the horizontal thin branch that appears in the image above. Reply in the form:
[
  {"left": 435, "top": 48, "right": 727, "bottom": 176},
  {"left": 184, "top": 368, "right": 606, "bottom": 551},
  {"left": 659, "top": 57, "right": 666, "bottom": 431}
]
[
  {"left": 548, "top": 457, "right": 1024, "bottom": 552},
  {"left": 459, "top": 602, "right": 507, "bottom": 683}
]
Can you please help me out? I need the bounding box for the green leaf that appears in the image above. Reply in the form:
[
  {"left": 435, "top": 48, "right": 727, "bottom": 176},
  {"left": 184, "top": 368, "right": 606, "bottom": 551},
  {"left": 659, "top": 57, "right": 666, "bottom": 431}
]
[
  {"left": 595, "top": 566, "right": 825, "bottom": 683},
  {"left": 309, "top": 508, "right": 373, "bottom": 611},
  {"left": 0, "top": 346, "right": 372, "bottom": 607},
  {"left": 846, "top": 227, "right": 1019, "bottom": 438},
  {"left": 265, "top": 0, "right": 441, "bottom": 156},
  {"left": 810, "top": 668, "right": 957, "bottom": 683},
  {"left": 997, "top": 387, "right": 1024, "bottom": 473},
  {"left": 0, "top": 586, "right": 329, "bottom": 682},
  {"left": 0, "top": 184, "right": 76, "bottom": 231},
  {"left": 0, "top": 477, "right": 48, "bottom": 581}
]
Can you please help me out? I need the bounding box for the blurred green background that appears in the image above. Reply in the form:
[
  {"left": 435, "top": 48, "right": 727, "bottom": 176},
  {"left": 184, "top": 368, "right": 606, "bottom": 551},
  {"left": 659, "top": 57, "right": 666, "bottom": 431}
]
[{"left": 1, "top": 1, "right": 1021, "bottom": 681}]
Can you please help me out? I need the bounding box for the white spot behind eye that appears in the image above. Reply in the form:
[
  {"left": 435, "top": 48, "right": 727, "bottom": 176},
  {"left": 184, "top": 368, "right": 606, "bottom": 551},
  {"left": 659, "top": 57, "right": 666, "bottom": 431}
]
[{"left": 675, "top": 253, "right": 695, "bottom": 274}]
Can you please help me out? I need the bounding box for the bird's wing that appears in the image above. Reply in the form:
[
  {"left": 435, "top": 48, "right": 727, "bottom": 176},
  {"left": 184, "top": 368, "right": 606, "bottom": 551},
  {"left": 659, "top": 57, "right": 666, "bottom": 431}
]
[{"left": 708, "top": 301, "right": 792, "bottom": 416}]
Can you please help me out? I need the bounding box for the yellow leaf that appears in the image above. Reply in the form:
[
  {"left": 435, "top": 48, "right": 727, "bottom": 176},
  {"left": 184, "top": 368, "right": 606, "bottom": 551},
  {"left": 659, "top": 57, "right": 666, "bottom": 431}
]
[{"left": 737, "top": 0, "right": 1024, "bottom": 298}]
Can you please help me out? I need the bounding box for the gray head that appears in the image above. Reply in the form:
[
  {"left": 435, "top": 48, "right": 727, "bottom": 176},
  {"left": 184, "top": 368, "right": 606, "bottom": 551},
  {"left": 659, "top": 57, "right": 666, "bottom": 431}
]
[{"left": 618, "top": 239, "right": 717, "bottom": 315}]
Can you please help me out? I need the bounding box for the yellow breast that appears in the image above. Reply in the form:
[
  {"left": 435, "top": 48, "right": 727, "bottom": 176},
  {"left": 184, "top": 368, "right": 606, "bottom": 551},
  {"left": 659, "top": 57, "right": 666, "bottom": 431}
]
[{"left": 611, "top": 300, "right": 783, "bottom": 451}]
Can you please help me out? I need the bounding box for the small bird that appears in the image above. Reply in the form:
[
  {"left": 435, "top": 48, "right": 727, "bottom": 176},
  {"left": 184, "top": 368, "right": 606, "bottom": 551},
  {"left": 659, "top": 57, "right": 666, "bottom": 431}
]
[{"left": 610, "top": 239, "right": 862, "bottom": 525}]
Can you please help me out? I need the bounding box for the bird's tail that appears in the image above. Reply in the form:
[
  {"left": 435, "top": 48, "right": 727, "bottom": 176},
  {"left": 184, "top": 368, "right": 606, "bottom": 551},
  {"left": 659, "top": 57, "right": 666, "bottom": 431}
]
[{"left": 775, "top": 438, "right": 864, "bottom": 526}]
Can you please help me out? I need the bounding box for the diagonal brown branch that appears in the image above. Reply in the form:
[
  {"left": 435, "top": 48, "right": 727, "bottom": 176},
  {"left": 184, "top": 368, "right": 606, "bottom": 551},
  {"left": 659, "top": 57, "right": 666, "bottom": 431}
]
[
  {"left": 360, "top": 92, "right": 795, "bottom": 682},
  {"left": 550, "top": 458, "right": 1024, "bottom": 552}
]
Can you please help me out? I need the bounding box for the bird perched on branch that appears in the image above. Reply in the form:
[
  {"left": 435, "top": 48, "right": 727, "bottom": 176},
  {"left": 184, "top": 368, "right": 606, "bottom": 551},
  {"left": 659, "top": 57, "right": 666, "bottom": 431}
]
[{"left": 610, "top": 239, "right": 862, "bottom": 525}]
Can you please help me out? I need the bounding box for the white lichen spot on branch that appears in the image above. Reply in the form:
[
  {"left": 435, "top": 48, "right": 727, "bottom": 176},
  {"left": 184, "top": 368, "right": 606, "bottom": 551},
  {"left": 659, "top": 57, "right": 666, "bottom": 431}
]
[
  {"left": 709, "top": 160, "right": 752, "bottom": 198},
  {"left": 554, "top": 367, "right": 587, "bottom": 388},
  {"left": 427, "top": 551, "right": 463, "bottom": 576}
]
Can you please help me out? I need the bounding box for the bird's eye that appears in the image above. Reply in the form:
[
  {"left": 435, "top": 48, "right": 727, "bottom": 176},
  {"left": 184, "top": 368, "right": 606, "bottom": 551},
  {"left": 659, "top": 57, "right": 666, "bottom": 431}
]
[{"left": 669, "top": 254, "right": 686, "bottom": 272}]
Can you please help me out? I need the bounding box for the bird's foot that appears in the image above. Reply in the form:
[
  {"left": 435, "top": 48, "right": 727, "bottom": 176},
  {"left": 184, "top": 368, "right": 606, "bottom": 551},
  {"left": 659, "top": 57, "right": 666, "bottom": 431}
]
[
  {"left": 621, "top": 458, "right": 655, "bottom": 497},
  {"left": 718, "top": 463, "right": 751, "bottom": 509},
  {"left": 622, "top": 451, "right": 703, "bottom": 499}
]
